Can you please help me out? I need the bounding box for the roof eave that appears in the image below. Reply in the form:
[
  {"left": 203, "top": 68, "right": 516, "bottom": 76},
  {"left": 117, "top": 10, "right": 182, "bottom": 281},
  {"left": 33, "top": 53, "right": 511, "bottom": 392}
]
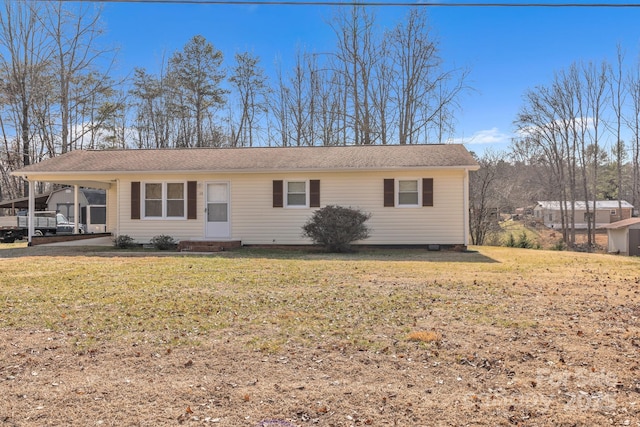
[{"left": 13, "top": 164, "right": 478, "bottom": 177}]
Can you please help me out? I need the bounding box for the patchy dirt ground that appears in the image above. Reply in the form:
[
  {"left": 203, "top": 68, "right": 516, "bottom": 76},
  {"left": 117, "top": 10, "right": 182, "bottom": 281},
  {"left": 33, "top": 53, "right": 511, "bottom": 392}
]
[{"left": 1, "top": 247, "right": 640, "bottom": 426}]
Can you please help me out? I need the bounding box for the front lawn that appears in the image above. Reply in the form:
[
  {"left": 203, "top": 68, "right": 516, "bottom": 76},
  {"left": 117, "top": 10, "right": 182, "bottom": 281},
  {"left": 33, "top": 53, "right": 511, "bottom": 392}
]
[{"left": 0, "top": 246, "right": 638, "bottom": 426}]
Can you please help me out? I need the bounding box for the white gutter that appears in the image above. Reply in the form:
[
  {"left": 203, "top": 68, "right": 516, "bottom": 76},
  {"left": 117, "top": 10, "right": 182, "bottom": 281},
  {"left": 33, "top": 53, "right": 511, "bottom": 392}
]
[{"left": 12, "top": 164, "right": 481, "bottom": 178}]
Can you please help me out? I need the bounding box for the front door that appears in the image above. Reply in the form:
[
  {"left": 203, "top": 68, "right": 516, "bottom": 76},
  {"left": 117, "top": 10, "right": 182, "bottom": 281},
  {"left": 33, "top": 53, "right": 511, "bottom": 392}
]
[{"left": 205, "top": 182, "right": 230, "bottom": 239}]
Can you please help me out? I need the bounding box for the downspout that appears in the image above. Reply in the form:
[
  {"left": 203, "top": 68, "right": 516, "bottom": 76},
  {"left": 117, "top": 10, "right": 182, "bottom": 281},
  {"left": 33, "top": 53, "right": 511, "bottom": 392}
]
[
  {"left": 28, "top": 179, "right": 34, "bottom": 246},
  {"left": 463, "top": 168, "right": 470, "bottom": 247}
]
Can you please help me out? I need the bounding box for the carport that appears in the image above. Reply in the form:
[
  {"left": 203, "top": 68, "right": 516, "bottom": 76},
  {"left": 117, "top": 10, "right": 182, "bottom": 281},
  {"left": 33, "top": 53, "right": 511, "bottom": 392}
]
[
  {"left": 600, "top": 218, "right": 640, "bottom": 256},
  {"left": 0, "top": 193, "right": 51, "bottom": 212}
]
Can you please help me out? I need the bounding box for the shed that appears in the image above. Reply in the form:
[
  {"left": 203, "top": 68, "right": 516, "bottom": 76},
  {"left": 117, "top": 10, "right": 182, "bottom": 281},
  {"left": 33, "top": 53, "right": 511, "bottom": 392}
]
[
  {"left": 47, "top": 187, "right": 106, "bottom": 222},
  {"left": 599, "top": 218, "right": 640, "bottom": 256}
]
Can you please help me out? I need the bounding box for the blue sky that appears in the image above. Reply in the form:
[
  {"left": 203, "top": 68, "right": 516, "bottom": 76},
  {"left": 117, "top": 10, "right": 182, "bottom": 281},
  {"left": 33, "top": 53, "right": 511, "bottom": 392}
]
[{"left": 100, "top": 1, "right": 640, "bottom": 153}]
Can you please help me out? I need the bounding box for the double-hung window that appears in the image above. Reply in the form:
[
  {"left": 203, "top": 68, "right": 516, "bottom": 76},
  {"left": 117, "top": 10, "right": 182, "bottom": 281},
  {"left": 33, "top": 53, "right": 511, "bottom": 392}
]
[
  {"left": 286, "top": 181, "right": 308, "bottom": 207},
  {"left": 398, "top": 180, "right": 419, "bottom": 206},
  {"left": 143, "top": 182, "right": 186, "bottom": 219}
]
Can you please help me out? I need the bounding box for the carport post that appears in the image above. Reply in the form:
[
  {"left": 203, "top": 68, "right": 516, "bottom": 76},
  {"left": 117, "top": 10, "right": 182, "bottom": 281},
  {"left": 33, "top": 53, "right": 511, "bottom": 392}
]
[
  {"left": 28, "top": 179, "right": 34, "bottom": 246},
  {"left": 74, "top": 185, "right": 79, "bottom": 234}
]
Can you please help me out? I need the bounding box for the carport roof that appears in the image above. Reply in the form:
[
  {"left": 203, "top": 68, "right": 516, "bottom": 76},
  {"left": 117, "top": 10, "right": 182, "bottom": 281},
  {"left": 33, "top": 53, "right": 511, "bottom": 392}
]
[{"left": 0, "top": 193, "right": 50, "bottom": 210}]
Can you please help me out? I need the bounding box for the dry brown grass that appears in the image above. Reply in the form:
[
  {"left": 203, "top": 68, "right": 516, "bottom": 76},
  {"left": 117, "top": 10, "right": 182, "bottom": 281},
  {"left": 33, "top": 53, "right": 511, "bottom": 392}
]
[{"left": 0, "top": 245, "right": 639, "bottom": 426}]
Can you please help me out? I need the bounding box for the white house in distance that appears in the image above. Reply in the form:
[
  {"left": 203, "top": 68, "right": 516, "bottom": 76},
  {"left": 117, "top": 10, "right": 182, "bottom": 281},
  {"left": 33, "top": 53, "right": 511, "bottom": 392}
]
[
  {"left": 11, "top": 144, "right": 479, "bottom": 249},
  {"left": 534, "top": 200, "right": 635, "bottom": 229}
]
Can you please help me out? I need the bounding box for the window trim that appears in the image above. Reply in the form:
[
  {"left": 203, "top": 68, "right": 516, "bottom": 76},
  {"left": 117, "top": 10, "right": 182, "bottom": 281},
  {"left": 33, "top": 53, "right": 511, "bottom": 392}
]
[
  {"left": 142, "top": 181, "right": 187, "bottom": 220},
  {"left": 285, "top": 179, "right": 309, "bottom": 208}
]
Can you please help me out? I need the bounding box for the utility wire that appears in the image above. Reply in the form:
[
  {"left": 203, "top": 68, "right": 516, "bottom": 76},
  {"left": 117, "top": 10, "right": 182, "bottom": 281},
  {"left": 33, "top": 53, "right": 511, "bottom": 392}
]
[{"left": 75, "top": 0, "right": 640, "bottom": 7}]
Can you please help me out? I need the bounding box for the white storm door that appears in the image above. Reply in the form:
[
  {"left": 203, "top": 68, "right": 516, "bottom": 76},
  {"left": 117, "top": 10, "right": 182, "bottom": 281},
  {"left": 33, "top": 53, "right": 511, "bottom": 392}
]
[{"left": 205, "top": 182, "right": 230, "bottom": 238}]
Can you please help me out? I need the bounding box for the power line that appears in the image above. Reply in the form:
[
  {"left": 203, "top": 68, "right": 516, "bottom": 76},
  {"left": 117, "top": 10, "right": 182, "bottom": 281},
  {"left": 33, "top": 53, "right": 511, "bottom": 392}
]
[{"left": 78, "top": 0, "right": 640, "bottom": 7}]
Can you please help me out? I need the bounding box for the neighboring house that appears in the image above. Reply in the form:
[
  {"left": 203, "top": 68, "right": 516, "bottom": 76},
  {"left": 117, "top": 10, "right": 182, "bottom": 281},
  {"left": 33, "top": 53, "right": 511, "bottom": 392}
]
[
  {"left": 599, "top": 218, "right": 640, "bottom": 256},
  {"left": 534, "top": 200, "right": 635, "bottom": 229},
  {"left": 11, "top": 144, "right": 479, "bottom": 247}
]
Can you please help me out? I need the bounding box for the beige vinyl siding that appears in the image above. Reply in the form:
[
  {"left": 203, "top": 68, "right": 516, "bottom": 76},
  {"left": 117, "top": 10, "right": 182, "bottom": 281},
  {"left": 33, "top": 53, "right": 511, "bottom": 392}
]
[
  {"left": 230, "top": 170, "right": 466, "bottom": 245},
  {"left": 113, "top": 169, "right": 467, "bottom": 245}
]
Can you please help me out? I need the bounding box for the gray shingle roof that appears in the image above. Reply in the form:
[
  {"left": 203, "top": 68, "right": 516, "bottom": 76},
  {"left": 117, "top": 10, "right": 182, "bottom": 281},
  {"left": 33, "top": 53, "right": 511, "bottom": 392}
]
[
  {"left": 14, "top": 144, "right": 479, "bottom": 175},
  {"left": 537, "top": 200, "right": 634, "bottom": 210}
]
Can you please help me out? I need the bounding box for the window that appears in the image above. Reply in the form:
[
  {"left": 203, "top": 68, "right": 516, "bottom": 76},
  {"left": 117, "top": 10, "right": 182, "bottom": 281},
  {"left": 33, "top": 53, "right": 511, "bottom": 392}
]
[
  {"left": 166, "top": 183, "right": 185, "bottom": 217},
  {"left": 143, "top": 182, "right": 185, "bottom": 218},
  {"left": 144, "top": 183, "right": 162, "bottom": 217},
  {"left": 383, "top": 178, "right": 433, "bottom": 207},
  {"left": 273, "top": 180, "right": 320, "bottom": 208},
  {"left": 57, "top": 203, "right": 75, "bottom": 222},
  {"left": 610, "top": 209, "right": 617, "bottom": 216},
  {"left": 89, "top": 206, "right": 106, "bottom": 225},
  {"left": 398, "top": 180, "right": 419, "bottom": 206},
  {"left": 287, "top": 181, "right": 307, "bottom": 207}
]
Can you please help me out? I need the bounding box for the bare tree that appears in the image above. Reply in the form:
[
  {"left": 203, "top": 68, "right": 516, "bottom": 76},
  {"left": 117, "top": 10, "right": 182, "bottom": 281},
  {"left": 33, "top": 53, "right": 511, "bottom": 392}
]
[
  {"left": 131, "top": 68, "right": 164, "bottom": 148},
  {"left": 516, "top": 80, "right": 572, "bottom": 244},
  {"left": 0, "top": 0, "right": 50, "bottom": 195},
  {"left": 582, "top": 61, "right": 609, "bottom": 246},
  {"left": 331, "top": 6, "right": 379, "bottom": 145},
  {"left": 609, "top": 46, "right": 626, "bottom": 221},
  {"left": 41, "top": 1, "right": 114, "bottom": 154},
  {"left": 628, "top": 57, "right": 640, "bottom": 211},
  {"left": 284, "top": 49, "right": 313, "bottom": 146},
  {"left": 469, "top": 150, "right": 505, "bottom": 245},
  {"left": 229, "top": 51, "right": 269, "bottom": 147},
  {"left": 271, "top": 58, "right": 290, "bottom": 147},
  {"left": 371, "top": 35, "right": 393, "bottom": 144},
  {"left": 388, "top": 9, "right": 467, "bottom": 144}
]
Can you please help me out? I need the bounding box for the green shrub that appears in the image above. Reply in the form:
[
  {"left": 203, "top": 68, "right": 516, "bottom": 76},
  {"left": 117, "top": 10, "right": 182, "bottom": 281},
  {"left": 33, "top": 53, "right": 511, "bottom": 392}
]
[
  {"left": 516, "top": 231, "right": 533, "bottom": 249},
  {"left": 150, "top": 235, "right": 176, "bottom": 250},
  {"left": 551, "top": 239, "right": 566, "bottom": 251},
  {"left": 302, "top": 205, "right": 371, "bottom": 253},
  {"left": 114, "top": 234, "right": 136, "bottom": 249},
  {"left": 505, "top": 233, "right": 516, "bottom": 247}
]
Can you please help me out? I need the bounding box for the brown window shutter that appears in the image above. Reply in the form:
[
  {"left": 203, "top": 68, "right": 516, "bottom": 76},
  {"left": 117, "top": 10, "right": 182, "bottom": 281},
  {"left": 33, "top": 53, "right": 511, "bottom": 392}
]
[
  {"left": 310, "top": 179, "right": 320, "bottom": 207},
  {"left": 383, "top": 179, "right": 395, "bottom": 207},
  {"left": 423, "top": 178, "right": 434, "bottom": 207},
  {"left": 187, "top": 181, "right": 197, "bottom": 219},
  {"left": 273, "top": 180, "right": 283, "bottom": 208},
  {"left": 131, "top": 182, "right": 141, "bottom": 219}
]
